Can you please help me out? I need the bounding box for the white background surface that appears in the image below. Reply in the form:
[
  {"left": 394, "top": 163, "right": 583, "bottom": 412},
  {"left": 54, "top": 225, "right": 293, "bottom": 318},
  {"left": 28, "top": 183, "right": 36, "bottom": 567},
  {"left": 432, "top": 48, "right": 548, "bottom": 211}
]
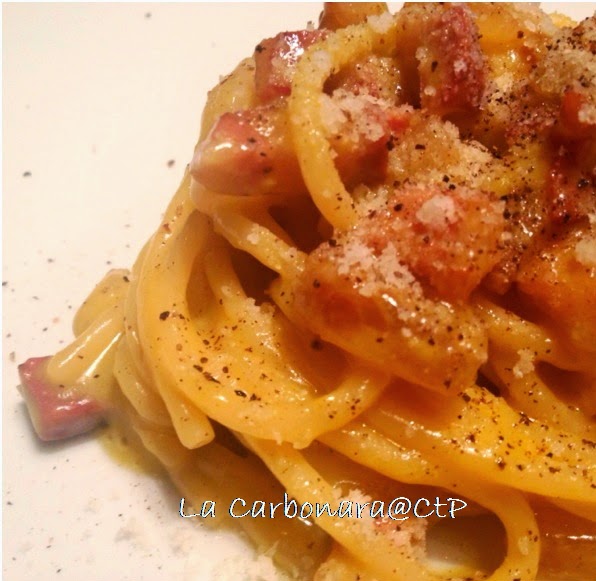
[{"left": 3, "top": 3, "right": 594, "bottom": 581}]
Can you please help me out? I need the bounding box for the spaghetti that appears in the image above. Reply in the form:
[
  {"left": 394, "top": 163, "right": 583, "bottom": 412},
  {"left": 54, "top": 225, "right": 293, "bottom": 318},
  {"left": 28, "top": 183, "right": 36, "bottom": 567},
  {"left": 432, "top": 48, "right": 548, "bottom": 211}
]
[{"left": 19, "top": 3, "right": 596, "bottom": 580}]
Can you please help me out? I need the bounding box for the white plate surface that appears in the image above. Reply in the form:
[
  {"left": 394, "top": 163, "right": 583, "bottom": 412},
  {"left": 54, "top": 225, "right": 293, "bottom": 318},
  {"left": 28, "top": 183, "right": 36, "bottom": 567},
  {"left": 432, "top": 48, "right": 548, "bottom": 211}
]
[{"left": 3, "top": 3, "right": 593, "bottom": 581}]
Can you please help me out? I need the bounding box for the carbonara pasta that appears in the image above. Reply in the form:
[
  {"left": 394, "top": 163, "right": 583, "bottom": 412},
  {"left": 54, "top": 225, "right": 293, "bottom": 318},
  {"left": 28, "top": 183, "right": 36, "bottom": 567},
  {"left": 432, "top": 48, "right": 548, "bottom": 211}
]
[{"left": 19, "top": 3, "right": 595, "bottom": 580}]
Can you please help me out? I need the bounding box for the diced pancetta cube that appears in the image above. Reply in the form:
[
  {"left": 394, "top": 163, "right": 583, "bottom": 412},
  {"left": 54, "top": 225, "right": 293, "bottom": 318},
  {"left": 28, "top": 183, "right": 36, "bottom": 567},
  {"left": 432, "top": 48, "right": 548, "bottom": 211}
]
[
  {"left": 191, "top": 97, "right": 411, "bottom": 196},
  {"left": 417, "top": 4, "right": 486, "bottom": 115},
  {"left": 356, "top": 184, "right": 506, "bottom": 301},
  {"left": 18, "top": 356, "right": 105, "bottom": 441},
  {"left": 254, "top": 30, "right": 327, "bottom": 103}
]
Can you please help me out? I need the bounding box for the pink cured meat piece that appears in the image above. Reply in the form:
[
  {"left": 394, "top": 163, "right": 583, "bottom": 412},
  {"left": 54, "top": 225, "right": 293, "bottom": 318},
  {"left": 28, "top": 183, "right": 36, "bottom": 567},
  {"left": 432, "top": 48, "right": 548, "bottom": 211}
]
[
  {"left": 254, "top": 29, "right": 327, "bottom": 102},
  {"left": 18, "top": 356, "right": 105, "bottom": 441}
]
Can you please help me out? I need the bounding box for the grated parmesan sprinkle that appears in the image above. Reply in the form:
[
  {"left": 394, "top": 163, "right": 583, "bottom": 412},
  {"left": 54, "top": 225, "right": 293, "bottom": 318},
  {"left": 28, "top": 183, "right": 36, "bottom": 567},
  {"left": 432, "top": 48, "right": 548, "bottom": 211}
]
[
  {"left": 578, "top": 102, "right": 596, "bottom": 125},
  {"left": 247, "top": 226, "right": 261, "bottom": 245},
  {"left": 368, "top": 12, "right": 394, "bottom": 34},
  {"left": 453, "top": 58, "right": 467, "bottom": 74},
  {"left": 575, "top": 237, "right": 596, "bottom": 268},
  {"left": 335, "top": 239, "right": 421, "bottom": 299},
  {"left": 319, "top": 94, "right": 347, "bottom": 134},
  {"left": 309, "top": 49, "right": 332, "bottom": 75},
  {"left": 513, "top": 348, "right": 535, "bottom": 379},
  {"left": 415, "top": 194, "right": 458, "bottom": 228}
]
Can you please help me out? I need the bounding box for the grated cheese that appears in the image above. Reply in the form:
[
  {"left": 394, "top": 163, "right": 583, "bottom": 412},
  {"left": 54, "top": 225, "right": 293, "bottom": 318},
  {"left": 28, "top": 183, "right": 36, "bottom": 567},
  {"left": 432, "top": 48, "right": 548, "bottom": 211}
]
[
  {"left": 575, "top": 237, "right": 596, "bottom": 268},
  {"left": 247, "top": 226, "right": 261, "bottom": 245},
  {"left": 309, "top": 49, "right": 333, "bottom": 75},
  {"left": 415, "top": 194, "right": 458, "bottom": 228},
  {"left": 453, "top": 58, "right": 468, "bottom": 74},
  {"left": 368, "top": 12, "right": 394, "bottom": 34},
  {"left": 578, "top": 102, "right": 596, "bottom": 125},
  {"left": 335, "top": 238, "right": 421, "bottom": 299},
  {"left": 211, "top": 554, "right": 289, "bottom": 581},
  {"left": 513, "top": 348, "right": 535, "bottom": 379},
  {"left": 319, "top": 94, "right": 347, "bottom": 134}
]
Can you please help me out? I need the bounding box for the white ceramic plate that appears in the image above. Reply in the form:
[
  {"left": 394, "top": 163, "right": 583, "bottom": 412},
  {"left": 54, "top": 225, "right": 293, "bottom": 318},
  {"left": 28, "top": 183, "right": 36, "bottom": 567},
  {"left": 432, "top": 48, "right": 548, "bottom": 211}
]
[{"left": 3, "top": 3, "right": 593, "bottom": 581}]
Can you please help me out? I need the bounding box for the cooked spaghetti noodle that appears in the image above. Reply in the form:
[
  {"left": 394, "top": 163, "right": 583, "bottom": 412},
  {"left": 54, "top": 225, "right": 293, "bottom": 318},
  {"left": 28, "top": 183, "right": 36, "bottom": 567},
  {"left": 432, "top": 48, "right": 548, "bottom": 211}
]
[{"left": 19, "top": 3, "right": 596, "bottom": 580}]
